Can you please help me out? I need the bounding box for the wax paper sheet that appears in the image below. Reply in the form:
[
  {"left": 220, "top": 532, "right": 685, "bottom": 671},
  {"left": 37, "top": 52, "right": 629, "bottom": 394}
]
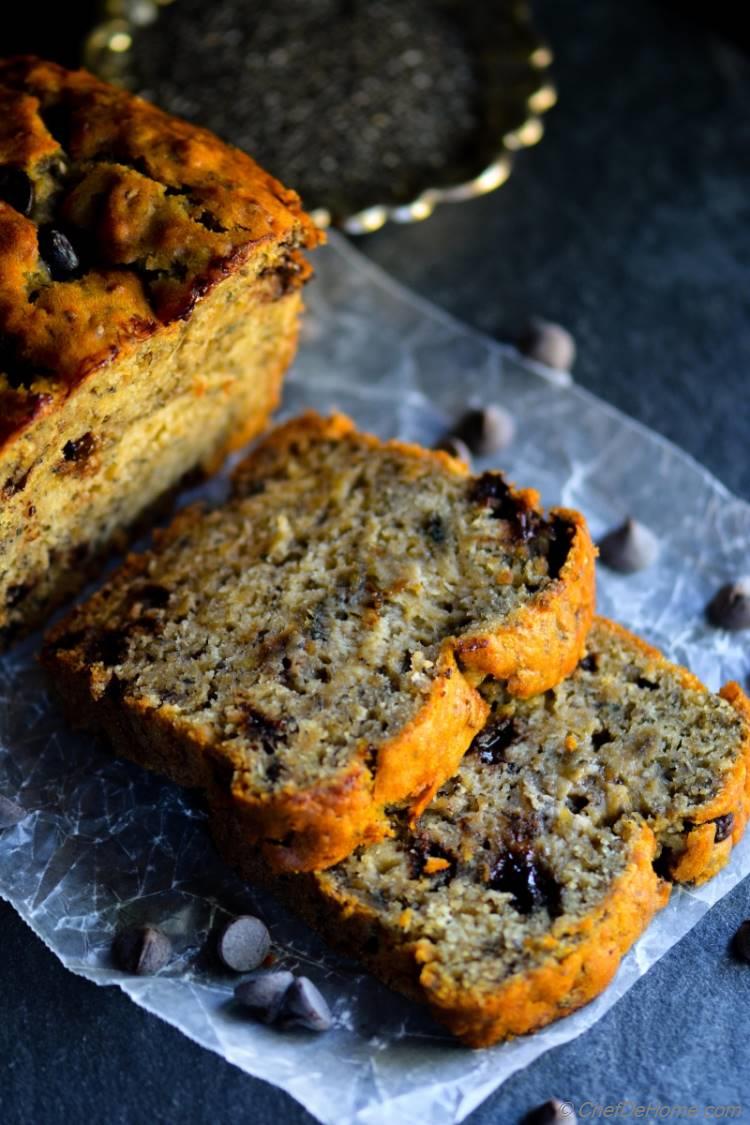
[{"left": 1, "top": 233, "right": 749, "bottom": 1125}]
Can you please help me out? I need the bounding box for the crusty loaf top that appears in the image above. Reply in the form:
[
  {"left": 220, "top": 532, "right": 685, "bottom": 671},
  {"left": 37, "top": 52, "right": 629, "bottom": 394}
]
[{"left": 0, "top": 57, "right": 320, "bottom": 443}]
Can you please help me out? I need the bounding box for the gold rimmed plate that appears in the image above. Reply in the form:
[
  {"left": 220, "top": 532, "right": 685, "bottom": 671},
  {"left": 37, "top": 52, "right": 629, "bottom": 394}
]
[{"left": 84, "top": 0, "right": 556, "bottom": 234}]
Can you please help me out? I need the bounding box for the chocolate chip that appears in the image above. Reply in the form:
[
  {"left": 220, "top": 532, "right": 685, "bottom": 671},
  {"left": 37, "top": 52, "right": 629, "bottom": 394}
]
[
  {"left": 706, "top": 579, "right": 750, "bottom": 632},
  {"left": 489, "top": 847, "right": 562, "bottom": 917},
  {"left": 635, "top": 676, "right": 658, "bottom": 691},
  {"left": 597, "top": 518, "right": 659, "bottom": 573},
  {"left": 452, "top": 405, "right": 515, "bottom": 456},
  {"left": 712, "top": 813, "right": 735, "bottom": 843},
  {"left": 523, "top": 1099, "right": 577, "bottom": 1125},
  {"left": 518, "top": 318, "right": 576, "bottom": 371},
  {"left": 545, "top": 516, "right": 574, "bottom": 578},
  {"left": 234, "top": 970, "right": 294, "bottom": 1023},
  {"left": 0, "top": 167, "right": 34, "bottom": 216},
  {"left": 471, "top": 717, "right": 519, "bottom": 765},
  {"left": 0, "top": 795, "right": 27, "bottom": 829},
  {"left": 62, "top": 432, "right": 97, "bottom": 463},
  {"left": 38, "top": 225, "right": 80, "bottom": 280},
  {"left": 578, "top": 653, "right": 598, "bottom": 673},
  {"left": 112, "top": 926, "right": 172, "bottom": 975},
  {"left": 423, "top": 513, "right": 446, "bottom": 543},
  {"left": 279, "top": 976, "right": 333, "bottom": 1032},
  {"left": 435, "top": 435, "right": 472, "bottom": 466},
  {"left": 237, "top": 704, "right": 288, "bottom": 753},
  {"left": 733, "top": 920, "right": 750, "bottom": 963},
  {"left": 217, "top": 915, "right": 271, "bottom": 972}
]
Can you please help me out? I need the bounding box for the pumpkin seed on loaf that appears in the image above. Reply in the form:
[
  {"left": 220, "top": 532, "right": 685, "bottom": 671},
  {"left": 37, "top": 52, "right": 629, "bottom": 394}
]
[{"left": 42, "top": 412, "right": 595, "bottom": 873}]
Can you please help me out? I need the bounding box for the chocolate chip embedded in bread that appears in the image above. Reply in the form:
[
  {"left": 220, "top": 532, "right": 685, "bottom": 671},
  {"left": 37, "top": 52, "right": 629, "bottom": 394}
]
[
  {"left": 488, "top": 846, "right": 562, "bottom": 917},
  {"left": 518, "top": 318, "right": 576, "bottom": 371},
  {"left": 217, "top": 915, "right": 271, "bottom": 972},
  {"left": 234, "top": 971, "right": 294, "bottom": 1023},
  {"left": 112, "top": 926, "right": 172, "bottom": 975},
  {"left": 0, "top": 795, "right": 27, "bottom": 829},
  {"left": 706, "top": 579, "right": 750, "bottom": 631},
  {"left": 597, "top": 518, "right": 659, "bottom": 573},
  {"left": 522, "top": 1099, "right": 577, "bottom": 1125},
  {"left": 451, "top": 405, "right": 515, "bottom": 457},
  {"left": 471, "top": 717, "right": 519, "bottom": 765},
  {"left": 0, "top": 167, "right": 34, "bottom": 216},
  {"left": 278, "top": 976, "right": 333, "bottom": 1032},
  {"left": 711, "top": 813, "right": 735, "bottom": 843}
]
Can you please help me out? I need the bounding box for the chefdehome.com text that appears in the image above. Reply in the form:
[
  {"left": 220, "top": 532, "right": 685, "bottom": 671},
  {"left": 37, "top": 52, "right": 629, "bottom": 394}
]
[{"left": 561, "top": 1102, "right": 742, "bottom": 1120}]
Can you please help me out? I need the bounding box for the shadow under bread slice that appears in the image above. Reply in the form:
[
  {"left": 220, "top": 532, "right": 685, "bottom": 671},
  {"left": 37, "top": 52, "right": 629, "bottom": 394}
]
[
  {"left": 215, "top": 617, "right": 750, "bottom": 1047},
  {"left": 42, "top": 411, "right": 595, "bottom": 874}
]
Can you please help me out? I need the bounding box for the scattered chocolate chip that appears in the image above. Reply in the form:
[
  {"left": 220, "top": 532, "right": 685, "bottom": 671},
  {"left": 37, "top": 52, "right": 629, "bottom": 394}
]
[
  {"left": 38, "top": 225, "right": 80, "bottom": 280},
  {"left": 112, "top": 926, "right": 172, "bottom": 975},
  {"left": 635, "top": 676, "right": 658, "bottom": 691},
  {"left": 471, "top": 717, "right": 519, "bottom": 765},
  {"left": 234, "top": 970, "right": 294, "bottom": 1023},
  {"left": 712, "top": 813, "right": 735, "bottom": 843},
  {"left": 597, "top": 518, "right": 659, "bottom": 574},
  {"left": 0, "top": 166, "right": 34, "bottom": 216},
  {"left": 0, "top": 795, "right": 27, "bottom": 829},
  {"left": 706, "top": 579, "right": 750, "bottom": 632},
  {"left": 452, "top": 405, "right": 515, "bottom": 456},
  {"left": 217, "top": 915, "right": 271, "bottom": 972},
  {"left": 435, "top": 435, "right": 472, "bottom": 466},
  {"left": 733, "top": 920, "right": 750, "bottom": 963},
  {"left": 489, "top": 846, "right": 562, "bottom": 917},
  {"left": 523, "top": 1098, "right": 576, "bottom": 1124},
  {"left": 578, "top": 653, "right": 598, "bottom": 674},
  {"left": 279, "top": 976, "right": 333, "bottom": 1032},
  {"left": 566, "top": 794, "right": 589, "bottom": 814},
  {"left": 518, "top": 318, "right": 576, "bottom": 372}
]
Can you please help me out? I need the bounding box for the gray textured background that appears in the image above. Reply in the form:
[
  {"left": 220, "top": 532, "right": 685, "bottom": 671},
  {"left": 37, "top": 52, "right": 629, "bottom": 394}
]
[{"left": 2, "top": 1, "right": 749, "bottom": 1121}]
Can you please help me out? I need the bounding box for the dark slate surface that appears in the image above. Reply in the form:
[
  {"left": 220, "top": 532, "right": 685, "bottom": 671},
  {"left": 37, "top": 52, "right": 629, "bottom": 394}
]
[{"left": 2, "top": 2, "right": 749, "bottom": 1122}]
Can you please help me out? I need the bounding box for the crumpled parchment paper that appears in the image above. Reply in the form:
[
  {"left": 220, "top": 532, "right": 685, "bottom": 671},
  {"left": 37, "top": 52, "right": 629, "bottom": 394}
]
[{"left": 1, "top": 233, "right": 748, "bottom": 1125}]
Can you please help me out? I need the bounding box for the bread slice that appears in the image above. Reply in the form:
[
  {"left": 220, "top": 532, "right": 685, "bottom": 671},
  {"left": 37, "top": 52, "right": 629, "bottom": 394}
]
[
  {"left": 0, "top": 57, "right": 320, "bottom": 643},
  {"left": 43, "top": 412, "right": 595, "bottom": 873},
  {"left": 217, "top": 618, "right": 750, "bottom": 1046}
]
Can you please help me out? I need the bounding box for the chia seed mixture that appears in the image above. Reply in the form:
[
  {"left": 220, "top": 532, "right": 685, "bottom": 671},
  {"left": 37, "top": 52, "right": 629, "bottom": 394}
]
[{"left": 133, "top": 0, "right": 482, "bottom": 218}]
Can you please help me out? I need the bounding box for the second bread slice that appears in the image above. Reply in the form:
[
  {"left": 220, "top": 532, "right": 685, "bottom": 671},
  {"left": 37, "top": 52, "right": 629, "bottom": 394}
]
[{"left": 42, "top": 412, "right": 595, "bottom": 872}]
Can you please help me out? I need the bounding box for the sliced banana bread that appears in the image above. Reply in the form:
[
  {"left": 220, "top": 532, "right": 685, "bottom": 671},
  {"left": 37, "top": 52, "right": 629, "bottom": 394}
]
[
  {"left": 43, "top": 412, "right": 595, "bottom": 873},
  {"left": 0, "top": 56, "right": 320, "bottom": 643},
  {"left": 219, "top": 618, "right": 750, "bottom": 1046}
]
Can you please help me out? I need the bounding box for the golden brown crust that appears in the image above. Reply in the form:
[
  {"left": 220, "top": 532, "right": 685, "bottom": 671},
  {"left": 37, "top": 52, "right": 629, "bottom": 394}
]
[{"left": 0, "top": 56, "right": 322, "bottom": 446}]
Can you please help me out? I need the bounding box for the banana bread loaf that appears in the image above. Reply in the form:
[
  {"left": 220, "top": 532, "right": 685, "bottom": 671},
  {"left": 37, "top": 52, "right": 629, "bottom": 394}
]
[
  {"left": 43, "top": 412, "right": 595, "bottom": 873},
  {"left": 220, "top": 617, "right": 750, "bottom": 1046},
  {"left": 0, "top": 56, "right": 320, "bottom": 642}
]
